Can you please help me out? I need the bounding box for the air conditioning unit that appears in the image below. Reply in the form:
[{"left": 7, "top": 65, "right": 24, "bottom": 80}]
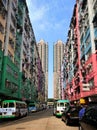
[{"left": 82, "top": 83, "right": 90, "bottom": 91}]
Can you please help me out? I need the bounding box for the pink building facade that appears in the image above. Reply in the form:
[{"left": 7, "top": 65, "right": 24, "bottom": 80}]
[{"left": 63, "top": 0, "right": 97, "bottom": 103}]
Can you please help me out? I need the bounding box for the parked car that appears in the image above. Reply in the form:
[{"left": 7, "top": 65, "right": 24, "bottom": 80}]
[
  {"left": 61, "top": 105, "right": 81, "bottom": 125},
  {"left": 79, "top": 105, "right": 97, "bottom": 130}
]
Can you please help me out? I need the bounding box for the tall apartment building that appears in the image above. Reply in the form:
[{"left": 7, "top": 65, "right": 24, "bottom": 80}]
[
  {"left": 37, "top": 39, "right": 48, "bottom": 102},
  {"left": 0, "top": 0, "right": 45, "bottom": 103},
  {"left": 63, "top": 0, "right": 97, "bottom": 103},
  {"left": 53, "top": 40, "right": 65, "bottom": 99}
]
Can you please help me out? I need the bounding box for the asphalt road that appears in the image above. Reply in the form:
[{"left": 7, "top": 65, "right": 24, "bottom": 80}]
[{"left": 0, "top": 108, "right": 78, "bottom": 130}]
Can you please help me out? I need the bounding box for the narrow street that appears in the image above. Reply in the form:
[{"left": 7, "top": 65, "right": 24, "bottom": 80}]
[{"left": 0, "top": 108, "right": 78, "bottom": 130}]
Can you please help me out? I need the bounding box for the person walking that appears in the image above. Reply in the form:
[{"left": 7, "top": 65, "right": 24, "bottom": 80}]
[{"left": 79, "top": 105, "right": 86, "bottom": 119}]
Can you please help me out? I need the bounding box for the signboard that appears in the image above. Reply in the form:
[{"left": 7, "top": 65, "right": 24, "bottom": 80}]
[{"left": 80, "top": 98, "right": 86, "bottom": 104}]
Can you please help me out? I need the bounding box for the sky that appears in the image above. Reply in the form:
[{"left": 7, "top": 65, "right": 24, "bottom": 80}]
[{"left": 26, "top": 0, "right": 76, "bottom": 98}]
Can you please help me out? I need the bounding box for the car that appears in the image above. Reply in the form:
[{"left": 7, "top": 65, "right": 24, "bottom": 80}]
[
  {"left": 61, "top": 105, "right": 81, "bottom": 125},
  {"left": 79, "top": 105, "right": 97, "bottom": 130}
]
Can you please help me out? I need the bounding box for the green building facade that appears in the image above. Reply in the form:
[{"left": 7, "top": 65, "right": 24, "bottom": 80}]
[{"left": 0, "top": 0, "right": 45, "bottom": 103}]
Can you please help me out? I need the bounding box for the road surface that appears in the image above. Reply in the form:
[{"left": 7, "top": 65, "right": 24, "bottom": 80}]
[{"left": 0, "top": 108, "right": 78, "bottom": 130}]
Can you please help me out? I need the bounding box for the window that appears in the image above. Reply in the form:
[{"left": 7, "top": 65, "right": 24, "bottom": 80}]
[
  {"left": 9, "top": 103, "right": 14, "bottom": 108},
  {"left": 85, "top": 108, "right": 94, "bottom": 119},
  {"left": 89, "top": 78, "right": 94, "bottom": 89},
  {"left": 3, "top": 103, "right": 8, "bottom": 108},
  {"left": 65, "top": 103, "right": 70, "bottom": 107},
  {"left": 60, "top": 103, "right": 64, "bottom": 107},
  {"left": 85, "top": 108, "right": 97, "bottom": 123},
  {"left": 92, "top": 109, "right": 97, "bottom": 121}
]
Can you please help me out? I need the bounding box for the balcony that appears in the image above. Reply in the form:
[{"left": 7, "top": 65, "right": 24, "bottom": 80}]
[
  {"left": 0, "top": 1, "right": 7, "bottom": 20},
  {"left": 93, "top": 0, "right": 97, "bottom": 10},
  {"left": 81, "top": 0, "right": 87, "bottom": 10},
  {"left": 5, "top": 79, "right": 18, "bottom": 93},
  {"left": 18, "top": 3, "right": 23, "bottom": 14},
  {"left": 1, "top": 0, "right": 8, "bottom": 10},
  {"left": 93, "top": 12, "right": 97, "bottom": 27},
  {"left": 0, "top": 39, "right": 3, "bottom": 49},
  {"left": 9, "top": 38, "right": 14, "bottom": 50},
  {"left": 17, "top": 20, "right": 23, "bottom": 32},
  {"left": 10, "top": 25, "right": 15, "bottom": 37},
  {"left": 0, "top": 22, "right": 4, "bottom": 34}
]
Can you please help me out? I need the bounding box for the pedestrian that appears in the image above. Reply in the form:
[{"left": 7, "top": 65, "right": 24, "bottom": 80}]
[
  {"left": 78, "top": 105, "right": 86, "bottom": 130},
  {"left": 79, "top": 104, "right": 87, "bottom": 120}
]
